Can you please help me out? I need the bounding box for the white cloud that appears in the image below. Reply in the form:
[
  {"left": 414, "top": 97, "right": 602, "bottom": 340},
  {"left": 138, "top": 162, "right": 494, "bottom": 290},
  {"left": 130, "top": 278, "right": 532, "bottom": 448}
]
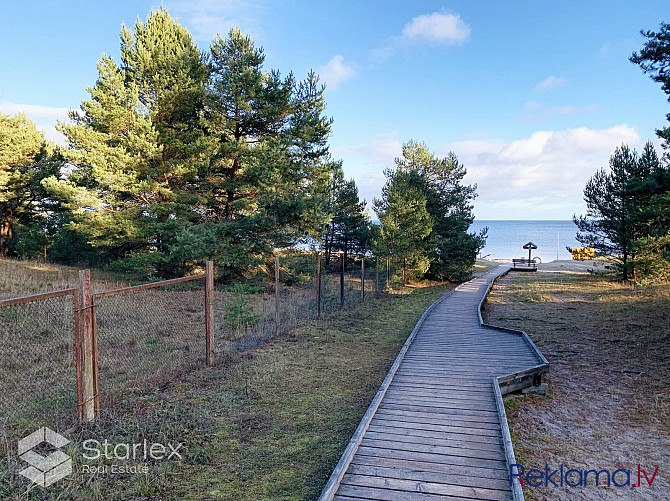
[
  {"left": 402, "top": 12, "right": 471, "bottom": 44},
  {"left": 598, "top": 38, "right": 636, "bottom": 58},
  {"left": 370, "top": 11, "right": 470, "bottom": 62},
  {"left": 170, "top": 0, "right": 261, "bottom": 42},
  {"left": 533, "top": 75, "right": 568, "bottom": 93},
  {"left": 446, "top": 124, "right": 641, "bottom": 218},
  {"left": 336, "top": 125, "right": 643, "bottom": 220},
  {"left": 317, "top": 55, "right": 355, "bottom": 91},
  {"left": 516, "top": 102, "right": 601, "bottom": 123},
  {"left": 0, "top": 100, "right": 69, "bottom": 144},
  {"left": 352, "top": 132, "right": 403, "bottom": 166}
]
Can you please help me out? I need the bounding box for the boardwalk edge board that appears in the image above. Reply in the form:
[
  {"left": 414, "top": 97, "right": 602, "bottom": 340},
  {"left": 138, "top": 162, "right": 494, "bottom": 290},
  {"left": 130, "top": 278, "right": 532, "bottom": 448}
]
[
  {"left": 480, "top": 267, "right": 548, "bottom": 501},
  {"left": 493, "top": 378, "right": 524, "bottom": 501},
  {"left": 318, "top": 287, "right": 459, "bottom": 501}
]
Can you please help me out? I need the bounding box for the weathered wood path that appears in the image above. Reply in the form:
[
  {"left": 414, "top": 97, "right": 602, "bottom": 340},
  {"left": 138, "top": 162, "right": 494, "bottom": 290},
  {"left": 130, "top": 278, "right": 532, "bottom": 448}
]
[{"left": 320, "top": 265, "right": 548, "bottom": 501}]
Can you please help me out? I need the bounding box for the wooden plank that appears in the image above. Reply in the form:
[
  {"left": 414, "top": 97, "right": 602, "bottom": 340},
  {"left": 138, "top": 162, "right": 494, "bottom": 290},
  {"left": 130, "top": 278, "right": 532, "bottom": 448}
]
[
  {"left": 360, "top": 437, "right": 505, "bottom": 462},
  {"left": 205, "top": 260, "right": 214, "bottom": 367},
  {"left": 373, "top": 410, "right": 502, "bottom": 429},
  {"left": 335, "top": 484, "right": 505, "bottom": 501},
  {"left": 78, "top": 269, "right": 98, "bottom": 423},
  {"left": 341, "top": 473, "right": 512, "bottom": 500},
  {"left": 494, "top": 378, "right": 524, "bottom": 501},
  {"left": 92, "top": 273, "right": 205, "bottom": 299},
  {"left": 349, "top": 456, "right": 510, "bottom": 484},
  {"left": 370, "top": 416, "right": 503, "bottom": 436},
  {"left": 354, "top": 445, "right": 508, "bottom": 470},
  {"left": 378, "top": 402, "right": 500, "bottom": 419},
  {"left": 350, "top": 455, "right": 510, "bottom": 481},
  {"left": 381, "top": 396, "right": 498, "bottom": 412},
  {"left": 364, "top": 430, "right": 504, "bottom": 452},
  {"left": 367, "top": 422, "right": 503, "bottom": 444},
  {"left": 275, "top": 255, "right": 280, "bottom": 336},
  {"left": 0, "top": 288, "right": 75, "bottom": 307}
]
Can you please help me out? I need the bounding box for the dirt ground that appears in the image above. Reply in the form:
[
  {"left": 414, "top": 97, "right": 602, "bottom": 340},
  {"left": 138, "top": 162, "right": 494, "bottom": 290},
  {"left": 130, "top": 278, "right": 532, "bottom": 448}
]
[{"left": 484, "top": 263, "right": 670, "bottom": 500}]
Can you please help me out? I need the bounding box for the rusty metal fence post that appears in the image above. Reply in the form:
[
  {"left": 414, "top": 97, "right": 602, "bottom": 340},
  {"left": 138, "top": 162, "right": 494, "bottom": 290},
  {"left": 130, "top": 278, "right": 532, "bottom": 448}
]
[
  {"left": 386, "top": 256, "right": 390, "bottom": 290},
  {"left": 316, "top": 253, "right": 322, "bottom": 317},
  {"left": 275, "top": 255, "right": 280, "bottom": 336},
  {"left": 78, "top": 269, "right": 99, "bottom": 423},
  {"left": 205, "top": 260, "right": 215, "bottom": 366},
  {"left": 361, "top": 256, "right": 365, "bottom": 302},
  {"left": 73, "top": 288, "right": 83, "bottom": 422},
  {"left": 339, "top": 253, "right": 344, "bottom": 308}
]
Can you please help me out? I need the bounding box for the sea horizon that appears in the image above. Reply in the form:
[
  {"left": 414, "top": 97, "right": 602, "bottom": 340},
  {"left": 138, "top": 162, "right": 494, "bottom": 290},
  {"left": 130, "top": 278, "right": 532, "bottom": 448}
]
[{"left": 470, "top": 219, "right": 581, "bottom": 262}]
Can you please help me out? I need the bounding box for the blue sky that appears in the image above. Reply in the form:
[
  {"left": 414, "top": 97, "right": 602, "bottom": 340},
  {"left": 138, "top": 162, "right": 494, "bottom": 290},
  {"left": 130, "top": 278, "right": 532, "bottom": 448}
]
[{"left": 1, "top": 1, "right": 668, "bottom": 219}]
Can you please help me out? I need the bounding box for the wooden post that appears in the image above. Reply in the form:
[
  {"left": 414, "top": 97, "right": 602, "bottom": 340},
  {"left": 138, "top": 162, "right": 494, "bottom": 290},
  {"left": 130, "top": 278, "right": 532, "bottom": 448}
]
[
  {"left": 275, "top": 255, "right": 280, "bottom": 336},
  {"left": 78, "top": 270, "right": 99, "bottom": 423},
  {"left": 375, "top": 256, "right": 380, "bottom": 296},
  {"left": 315, "top": 253, "right": 321, "bottom": 317},
  {"left": 205, "top": 260, "right": 214, "bottom": 367},
  {"left": 362, "top": 257, "right": 366, "bottom": 299},
  {"left": 339, "top": 252, "right": 344, "bottom": 308}
]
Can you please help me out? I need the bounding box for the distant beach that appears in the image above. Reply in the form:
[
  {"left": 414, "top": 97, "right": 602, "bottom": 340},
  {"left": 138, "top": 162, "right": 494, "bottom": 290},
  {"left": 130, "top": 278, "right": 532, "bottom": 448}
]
[{"left": 470, "top": 220, "right": 581, "bottom": 262}]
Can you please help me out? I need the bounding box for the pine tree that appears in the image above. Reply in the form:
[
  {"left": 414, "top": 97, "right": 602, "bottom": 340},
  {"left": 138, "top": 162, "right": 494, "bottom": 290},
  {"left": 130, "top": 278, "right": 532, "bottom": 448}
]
[
  {"left": 204, "top": 29, "right": 335, "bottom": 276},
  {"left": 0, "top": 112, "right": 46, "bottom": 256},
  {"left": 375, "top": 141, "right": 485, "bottom": 282},
  {"left": 630, "top": 22, "right": 670, "bottom": 151},
  {"left": 631, "top": 142, "right": 670, "bottom": 282},
  {"left": 397, "top": 142, "right": 485, "bottom": 281},
  {"left": 573, "top": 143, "right": 663, "bottom": 280},
  {"left": 374, "top": 169, "right": 433, "bottom": 283},
  {"left": 45, "top": 9, "right": 213, "bottom": 275},
  {"left": 323, "top": 164, "right": 369, "bottom": 267}
]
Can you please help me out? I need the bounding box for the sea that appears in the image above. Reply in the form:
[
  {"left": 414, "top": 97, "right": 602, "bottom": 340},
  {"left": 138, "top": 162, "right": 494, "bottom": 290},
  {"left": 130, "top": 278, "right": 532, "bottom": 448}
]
[{"left": 469, "top": 220, "right": 581, "bottom": 263}]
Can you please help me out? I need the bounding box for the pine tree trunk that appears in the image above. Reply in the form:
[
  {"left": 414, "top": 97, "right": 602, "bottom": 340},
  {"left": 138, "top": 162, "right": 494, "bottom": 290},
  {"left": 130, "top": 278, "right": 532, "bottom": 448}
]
[
  {"left": 325, "top": 223, "right": 333, "bottom": 266},
  {"left": 0, "top": 204, "right": 12, "bottom": 257},
  {"left": 226, "top": 155, "right": 239, "bottom": 221}
]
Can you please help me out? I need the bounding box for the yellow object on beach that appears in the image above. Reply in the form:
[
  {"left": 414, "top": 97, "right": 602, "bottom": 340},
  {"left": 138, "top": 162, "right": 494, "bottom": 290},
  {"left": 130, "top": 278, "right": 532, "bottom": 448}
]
[{"left": 571, "top": 247, "right": 595, "bottom": 260}]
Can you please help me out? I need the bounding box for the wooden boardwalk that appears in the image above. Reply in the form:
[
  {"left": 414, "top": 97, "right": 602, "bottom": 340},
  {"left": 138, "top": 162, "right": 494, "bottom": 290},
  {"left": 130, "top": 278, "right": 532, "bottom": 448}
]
[{"left": 320, "top": 266, "right": 548, "bottom": 501}]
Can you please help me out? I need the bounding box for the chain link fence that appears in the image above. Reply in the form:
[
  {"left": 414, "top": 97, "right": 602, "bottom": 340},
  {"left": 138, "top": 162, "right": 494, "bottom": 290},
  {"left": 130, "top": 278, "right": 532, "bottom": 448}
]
[
  {"left": 1, "top": 254, "right": 400, "bottom": 432},
  {"left": 0, "top": 291, "right": 80, "bottom": 433},
  {"left": 216, "top": 253, "right": 396, "bottom": 351},
  {"left": 93, "top": 279, "right": 207, "bottom": 415},
  {"left": 0, "top": 290, "right": 81, "bottom": 491},
  {"left": 0, "top": 252, "right": 408, "bottom": 495}
]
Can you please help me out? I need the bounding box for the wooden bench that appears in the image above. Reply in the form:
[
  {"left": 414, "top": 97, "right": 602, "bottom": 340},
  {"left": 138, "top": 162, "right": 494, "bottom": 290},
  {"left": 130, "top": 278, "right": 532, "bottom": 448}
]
[{"left": 512, "top": 258, "right": 537, "bottom": 271}]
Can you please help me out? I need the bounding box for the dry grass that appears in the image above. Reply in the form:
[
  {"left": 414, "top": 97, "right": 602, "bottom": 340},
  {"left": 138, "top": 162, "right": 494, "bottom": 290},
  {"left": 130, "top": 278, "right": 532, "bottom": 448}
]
[
  {"left": 485, "top": 266, "right": 670, "bottom": 500},
  {"left": 0, "top": 258, "right": 128, "bottom": 299}
]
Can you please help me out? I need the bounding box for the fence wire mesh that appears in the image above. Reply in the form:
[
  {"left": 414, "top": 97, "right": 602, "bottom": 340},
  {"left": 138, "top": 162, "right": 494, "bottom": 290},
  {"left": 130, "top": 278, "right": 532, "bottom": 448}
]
[
  {"left": 93, "top": 279, "right": 206, "bottom": 411},
  {"left": 0, "top": 292, "right": 79, "bottom": 479},
  {"left": 1, "top": 255, "right": 398, "bottom": 433},
  {"left": 216, "top": 253, "right": 396, "bottom": 351}
]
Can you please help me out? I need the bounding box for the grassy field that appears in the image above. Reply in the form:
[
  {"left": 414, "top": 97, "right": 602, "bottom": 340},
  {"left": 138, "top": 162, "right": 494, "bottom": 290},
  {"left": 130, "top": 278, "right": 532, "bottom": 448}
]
[
  {"left": 0, "top": 256, "right": 467, "bottom": 500},
  {"left": 0, "top": 259, "right": 128, "bottom": 299},
  {"left": 484, "top": 262, "right": 670, "bottom": 500}
]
